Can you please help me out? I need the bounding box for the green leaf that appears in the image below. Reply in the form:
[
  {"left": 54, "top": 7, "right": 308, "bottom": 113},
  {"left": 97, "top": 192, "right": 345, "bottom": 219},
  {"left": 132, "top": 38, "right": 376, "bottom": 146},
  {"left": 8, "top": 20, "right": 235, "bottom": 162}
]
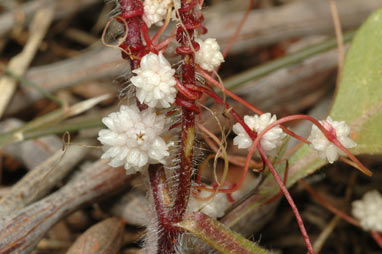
[
  {"left": 177, "top": 212, "right": 271, "bottom": 254},
  {"left": 223, "top": 10, "right": 382, "bottom": 233},
  {"left": 288, "top": 9, "right": 382, "bottom": 184}
]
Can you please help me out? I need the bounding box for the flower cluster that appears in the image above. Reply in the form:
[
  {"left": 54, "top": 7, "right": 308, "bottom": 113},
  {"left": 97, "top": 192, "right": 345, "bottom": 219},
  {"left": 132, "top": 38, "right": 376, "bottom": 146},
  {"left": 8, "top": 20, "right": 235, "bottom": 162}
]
[
  {"left": 233, "top": 113, "right": 285, "bottom": 154},
  {"left": 352, "top": 190, "right": 382, "bottom": 232},
  {"left": 308, "top": 116, "right": 356, "bottom": 163},
  {"left": 143, "top": 0, "right": 172, "bottom": 27},
  {"left": 98, "top": 105, "right": 169, "bottom": 174},
  {"left": 131, "top": 52, "right": 177, "bottom": 108},
  {"left": 195, "top": 38, "right": 224, "bottom": 72}
]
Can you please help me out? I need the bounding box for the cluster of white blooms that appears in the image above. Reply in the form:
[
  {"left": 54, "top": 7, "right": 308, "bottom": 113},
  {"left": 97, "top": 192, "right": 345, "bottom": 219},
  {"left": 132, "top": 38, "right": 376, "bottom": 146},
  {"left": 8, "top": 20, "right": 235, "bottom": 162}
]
[
  {"left": 100, "top": 51, "right": 177, "bottom": 171},
  {"left": 308, "top": 117, "right": 356, "bottom": 163},
  {"left": 352, "top": 190, "right": 382, "bottom": 232},
  {"left": 99, "top": 11, "right": 225, "bottom": 175},
  {"left": 131, "top": 52, "right": 177, "bottom": 108},
  {"left": 143, "top": 0, "right": 172, "bottom": 27},
  {"left": 233, "top": 113, "right": 285, "bottom": 154},
  {"left": 98, "top": 105, "right": 169, "bottom": 174},
  {"left": 195, "top": 38, "right": 224, "bottom": 72}
]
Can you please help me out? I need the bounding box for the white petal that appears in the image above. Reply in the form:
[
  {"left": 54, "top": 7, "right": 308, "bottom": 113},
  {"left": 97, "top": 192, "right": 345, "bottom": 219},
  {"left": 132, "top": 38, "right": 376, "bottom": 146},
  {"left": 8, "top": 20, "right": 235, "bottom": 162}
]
[
  {"left": 340, "top": 137, "right": 357, "bottom": 148},
  {"left": 137, "top": 152, "right": 148, "bottom": 167},
  {"left": 233, "top": 136, "right": 252, "bottom": 149},
  {"left": 102, "top": 116, "right": 115, "bottom": 129},
  {"left": 109, "top": 157, "right": 124, "bottom": 167},
  {"left": 101, "top": 146, "right": 120, "bottom": 159},
  {"left": 232, "top": 123, "right": 245, "bottom": 135},
  {"left": 325, "top": 144, "right": 338, "bottom": 164}
]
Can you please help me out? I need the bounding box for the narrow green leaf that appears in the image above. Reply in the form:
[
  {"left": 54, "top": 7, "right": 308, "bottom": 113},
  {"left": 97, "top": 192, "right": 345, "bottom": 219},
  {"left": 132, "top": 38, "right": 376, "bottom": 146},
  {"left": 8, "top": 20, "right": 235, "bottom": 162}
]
[{"left": 177, "top": 212, "right": 272, "bottom": 254}]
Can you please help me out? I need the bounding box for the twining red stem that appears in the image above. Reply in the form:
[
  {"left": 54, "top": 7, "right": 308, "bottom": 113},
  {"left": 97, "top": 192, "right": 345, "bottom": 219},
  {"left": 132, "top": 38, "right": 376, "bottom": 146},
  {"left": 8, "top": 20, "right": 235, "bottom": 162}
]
[
  {"left": 222, "top": 0, "right": 254, "bottom": 58},
  {"left": 371, "top": 232, "right": 382, "bottom": 248},
  {"left": 265, "top": 160, "right": 290, "bottom": 204},
  {"left": 259, "top": 147, "right": 315, "bottom": 254},
  {"left": 189, "top": 82, "right": 316, "bottom": 252},
  {"left": 171, "top": 0, "right": 201, "bottom": 223},
  {"left": 148, "top": 165, "right": 179, "bottom": 253},
  {"left": 198, "top": 66, "right": 310, "bottom": 142},
  {"left": 117, "top": 0, "right": 146, "bottom": 66},
  {"left": 300, "top": 179, "right": 360, "bottom": 227},
  {"left": 118, "top": 1, "right": 179, "bottom": 253},
  {"left": 192, "top": 86, "right": 258, "bottom": 194},
  {"left": 252, "top": 114, "right": 372, "bottom": 176},
  {"left": 149, "top": 165, "right": 169, "bottom": 225}
]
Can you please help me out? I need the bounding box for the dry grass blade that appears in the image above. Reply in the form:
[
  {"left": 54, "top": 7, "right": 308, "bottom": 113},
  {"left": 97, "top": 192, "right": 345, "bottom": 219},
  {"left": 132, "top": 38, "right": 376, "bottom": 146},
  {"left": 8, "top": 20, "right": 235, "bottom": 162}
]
[
  {"left": 64, "top": 94, "right": 111, "bottom": 117},
  {"left": 7, "top": 47, "right": 126, "bottom": 115},
  {"left": 329, "top": 0, "right": 345, "bottom": 84},
  {"left": 206, "top": 0, "right": 380, "bottom": 53},
  {"left": 0, "top": 118, "right": 62, "bottom": 169},
  {"left": 313, "top": 216, "right": 341, "bottom": 253},
  {"left": 0, "top": 159, "right": 131, "bottom": 253},
  {"left": 0, "top": 7, "right": 54, "bottom": 118},
  {"left": 65, "top": 217, "right": 125, "bottom": 254},
  {"left": 0, "top": 0, "right": 101, "bottom": 37},
  {"left": 0, "top": 94, "right": 110, "bottom": 147},
  {"left": 0, "top": 142, "right": 91, "bottom": 217}
]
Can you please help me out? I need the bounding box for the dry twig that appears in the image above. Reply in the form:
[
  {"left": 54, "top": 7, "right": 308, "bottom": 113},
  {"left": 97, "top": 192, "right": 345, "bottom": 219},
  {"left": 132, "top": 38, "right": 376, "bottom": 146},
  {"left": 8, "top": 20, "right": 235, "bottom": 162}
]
[
  {"left": 0, "top": 160, "right": 131, "bottom": 253},
  {"left": 0, "top": 7, "right": 54, "bottom": 118},
  {"left": 0, "top": 141, "right": 91, "bottom": 216},
  {"left": 65, "top": 217, "right": 125, "bottom": 254}
]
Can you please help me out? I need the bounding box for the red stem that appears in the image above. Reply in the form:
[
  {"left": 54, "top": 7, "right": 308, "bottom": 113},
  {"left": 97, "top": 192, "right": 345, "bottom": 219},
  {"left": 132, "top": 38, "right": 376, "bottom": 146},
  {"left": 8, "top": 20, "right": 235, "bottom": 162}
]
[
  {"left": 199, "top": 66, "right": 310, "bottom": 142},
  {"left": 371, "top": 232, "right": 382, "bottom": 248},
  {"left": 222, "top": 0, "right": 253, "bottom": 58},
  {"left": 199, "top": 86, "right": 256, "bottom": 139},
  {"left": 170, "top": 0, "right": 202, "bottom": 227},
  {"left": 252, "top": 114, "right": 372, "bottom": 176},
  {"left": 191, "top": 84, "right": 315, "bottom": 253},
  {"left": 148, "top": 165, "right": 179, "bottom": 253},
  {"left": 259, "top": 147, "right": 315, "bottom": 254},
  {"left": 195, "top": 86, "right": 257, "bottom": 194},
  {"left": 118, "top": 1, "right": 180, "bottom": 253},
  {"left": 300, "top": 179, "right": 360, "bottom": 227}
]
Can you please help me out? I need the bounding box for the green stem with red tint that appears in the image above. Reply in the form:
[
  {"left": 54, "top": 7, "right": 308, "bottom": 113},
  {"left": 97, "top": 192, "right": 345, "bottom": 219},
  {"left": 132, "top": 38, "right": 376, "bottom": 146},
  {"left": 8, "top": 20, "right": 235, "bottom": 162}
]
[{"left": 177, "top": 212, "right": 271, "bottom": 254}]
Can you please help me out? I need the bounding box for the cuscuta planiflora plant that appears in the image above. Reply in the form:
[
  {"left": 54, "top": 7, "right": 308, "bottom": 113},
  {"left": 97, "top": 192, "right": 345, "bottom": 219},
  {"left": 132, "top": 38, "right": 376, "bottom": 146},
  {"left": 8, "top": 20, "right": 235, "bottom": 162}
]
[{"left": 98, "top": 0, "right": 373, "bottom": 253}]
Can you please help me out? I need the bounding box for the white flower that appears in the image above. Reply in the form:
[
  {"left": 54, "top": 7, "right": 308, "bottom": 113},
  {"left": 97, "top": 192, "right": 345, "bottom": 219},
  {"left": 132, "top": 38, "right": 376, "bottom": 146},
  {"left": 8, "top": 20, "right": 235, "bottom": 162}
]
[
  {"left": 143, "top": 0, "right": 172, "bottom": 27},
  {"left": 195, "top": 38, "right": 224, "bottom": 72},
  {"left": 233, "top": 113, "right": 285, "bottom": 154},
  {"left": 308, "top": 116, "right": 356, "bottom": 163},
  {"left": 98, "top": 105, "right": 169, "bottom": 174},
  {"left": 352, "top": 190, "right": 382, "bottom": 232},
  {"left": 131, "top": 52, "right": 177, "bottom": 108}
]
